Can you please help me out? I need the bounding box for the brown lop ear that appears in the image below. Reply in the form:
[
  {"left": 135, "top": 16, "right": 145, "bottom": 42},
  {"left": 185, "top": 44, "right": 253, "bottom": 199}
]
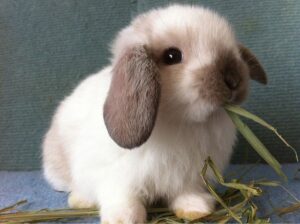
[
  {"left": 103, "top": 46, "right": 160, "bottom": 149},
  {"left": 239, "top": 44, "right": 268, "bottom": 84}
]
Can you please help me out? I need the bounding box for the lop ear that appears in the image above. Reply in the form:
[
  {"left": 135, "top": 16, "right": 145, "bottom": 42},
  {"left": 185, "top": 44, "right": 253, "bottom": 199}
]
[
  {"left": 103, "top": 46, "right": 160, "bottom": 149},
  {"left": 239, "top": 44, "right": 268, "bottom": 84}
]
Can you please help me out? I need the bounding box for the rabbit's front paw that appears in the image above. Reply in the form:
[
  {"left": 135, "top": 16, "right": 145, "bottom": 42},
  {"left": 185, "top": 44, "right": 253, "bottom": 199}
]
[
  {"left": 171, "top": 192, "right": 214, "bottom": 221},
  {"left": 101, "top": 200, "right": 146, "bottom": 224},
  {"left": 68, "top": 192, "right": 97, "bottom": 209}
]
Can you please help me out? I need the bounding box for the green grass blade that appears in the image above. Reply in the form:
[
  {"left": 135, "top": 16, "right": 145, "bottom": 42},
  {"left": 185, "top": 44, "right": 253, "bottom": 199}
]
[
  {"left": 206, "top": 158, "right": 262, "bottom": 196},
  {"left": 201, "top": 158, "right": 242, "bottom": 223},
  {"left": 0, "top": 200, "right": 27, "bottom": 213},
  {"left": 253, "top": 180, "right": 280, "bottom": 187},
  {"left": 227, "top": 111, "right": 287, "bottom": 181},
  {"left": 225, "top": 105, "right": 298, "bottom": 161}
]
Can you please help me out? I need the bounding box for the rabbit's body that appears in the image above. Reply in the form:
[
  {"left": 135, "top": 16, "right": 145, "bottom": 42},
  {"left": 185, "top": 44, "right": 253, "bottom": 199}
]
[
  {"left": 43, "top": 65, "right": 236, "bottom": 204},
  {"left": 43, "top": 5, "right": 267, "bottom": 223}
]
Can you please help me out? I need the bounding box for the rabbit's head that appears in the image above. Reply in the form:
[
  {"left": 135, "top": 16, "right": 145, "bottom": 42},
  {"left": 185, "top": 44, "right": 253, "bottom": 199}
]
[{"left": 104, "top": 5, "right": 267, "bottom": 149}]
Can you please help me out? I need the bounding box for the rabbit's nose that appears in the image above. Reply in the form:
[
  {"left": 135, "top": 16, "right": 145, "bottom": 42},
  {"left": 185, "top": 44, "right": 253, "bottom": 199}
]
[{"left": 224, "top": 74, "right": 240, "bottom": 90}]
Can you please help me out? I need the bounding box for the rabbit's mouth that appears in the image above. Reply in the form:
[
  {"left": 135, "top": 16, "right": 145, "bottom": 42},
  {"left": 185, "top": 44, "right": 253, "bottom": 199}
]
[
  {"left": 227, "top": 88, "right": 249, "bottom": 105},
  {"left": 224, "top": 75, "right": 250, "bottom": 105}
]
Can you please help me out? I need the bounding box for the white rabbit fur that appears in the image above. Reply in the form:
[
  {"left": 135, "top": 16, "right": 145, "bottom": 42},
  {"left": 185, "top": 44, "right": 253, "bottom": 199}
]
[{"left": 43, "top": 4, "right": 267, "bottom": 223}]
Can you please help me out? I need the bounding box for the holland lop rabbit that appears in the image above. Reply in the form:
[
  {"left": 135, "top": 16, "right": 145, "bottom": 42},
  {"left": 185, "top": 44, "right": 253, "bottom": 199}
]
[{"left": 43, "top": 4, "right": 267, "bottom": 223}]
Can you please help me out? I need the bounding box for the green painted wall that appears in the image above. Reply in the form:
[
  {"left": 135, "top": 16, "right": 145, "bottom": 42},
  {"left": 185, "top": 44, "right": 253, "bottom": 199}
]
[{"left": 0, "top": 0, "right": 299, "bottom": 170}]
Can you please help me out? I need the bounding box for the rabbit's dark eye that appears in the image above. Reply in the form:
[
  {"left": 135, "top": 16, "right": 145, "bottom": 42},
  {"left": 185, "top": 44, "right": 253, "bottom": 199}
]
[{"left": 162, "top": 47, "right": 182, "bottom": 65}]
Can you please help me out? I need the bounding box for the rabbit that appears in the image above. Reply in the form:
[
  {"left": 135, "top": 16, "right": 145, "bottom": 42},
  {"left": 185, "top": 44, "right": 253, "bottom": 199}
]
[{"left": 42, "top": 4, "right": 267, "bottom": 224}]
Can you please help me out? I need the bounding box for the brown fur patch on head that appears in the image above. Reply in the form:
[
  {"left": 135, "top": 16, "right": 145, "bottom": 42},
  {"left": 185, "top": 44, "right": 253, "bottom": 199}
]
[
  {"left": 197, "top": 49, "right": 249, "bottom": 105},
  {"left": 217, "top": 49, "right": 250, "bottom": 104},
  {"left": 103, "top": 46, "right": 160, "bottom": 149}
]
